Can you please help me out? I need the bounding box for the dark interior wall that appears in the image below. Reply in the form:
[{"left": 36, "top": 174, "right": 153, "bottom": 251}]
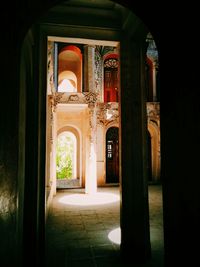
[
  {"left": 0, "top": 5, "right": 20, "bottom": 266},
  {"left": 0, "top": 0, "right": 199, "bottom": 266},
  {"left": 157, "top": 5, "right": 200, "bottom": 265},
  {"left": 161, "top": 34, "right": 200, "bottom": 265}
]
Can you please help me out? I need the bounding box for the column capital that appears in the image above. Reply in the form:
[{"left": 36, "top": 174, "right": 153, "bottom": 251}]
[{"left": 84, "top": 92, "right": 98, "bottom": 108}]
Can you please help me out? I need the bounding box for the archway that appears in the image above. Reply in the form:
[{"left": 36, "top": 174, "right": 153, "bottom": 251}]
[
  {"left": 18, "top": 0, "right": 163, "bottom": 266},
  {"left": 56, "top": 131, "right": 78, "bottom": 188},
  {"left": 58, "top": 71, "right": 77, "bottom": 92},
  {"left": 56, "top": 125, "right": 81, "bottom": 189}
]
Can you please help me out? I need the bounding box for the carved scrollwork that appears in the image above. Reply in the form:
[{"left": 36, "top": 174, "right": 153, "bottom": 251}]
[
  {"left": 68, "top": 94, "right": 79, "bottom": 102},
  {"left": 96, "top": 102, "right": 119, "bottom": 126},
  {"left": 147, "top": 102, "right": 160, "bottom": 127},
  {"left": 50, "top": 92, "right": 65, "bottom": 111},
  {"left": 84, "top": 92, "right": 98, "bottom": 108}
]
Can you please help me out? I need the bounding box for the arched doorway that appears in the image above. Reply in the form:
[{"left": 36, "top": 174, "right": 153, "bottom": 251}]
[
  {"left": 56, "top": 125, "right": 82, "bottom": 189},
  {"left": 56, "top": 131, "right": 77, "bottom": 188},
  {"left": 18, "top": 1, "right": 162, "bottom": 266},
  {"left": 106, "top": 127, "right": 119, "bottom": 183}
]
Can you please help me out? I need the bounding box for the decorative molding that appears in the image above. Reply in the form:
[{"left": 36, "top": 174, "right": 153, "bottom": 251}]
[
  {"left": 48, "top": 92, "right": 98, "bottom": 108},
  {"left": 147, "top": 102, "right": 160, "bottom": 128},
  {"left": 68, "top": 94, "right": 80, "bottom": 102},
  {"left": 147, "top": 102, "right": 160, "bottom": 117},
  {"left": 96, "top": 102, "right": 119, "bottom": 126},
  {"left": 47, "top": 41, "right": 55, "bottom": 94},
  {"left": 49, "top": 92, "right": 65, "bottom": 111},
  {"left": 94, "top": 48, "right": 103, "bottom": 97},
  {"left": 84, "top": 92, "right": 98, "bottom": 108},
  {"left": 104, "top": 58, "right": 119, "bottom": 68}
]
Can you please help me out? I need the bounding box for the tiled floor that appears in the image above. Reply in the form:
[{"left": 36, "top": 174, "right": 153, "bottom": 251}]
[{"left": 45, "top": 185, "right": 164, "bottom": 267}]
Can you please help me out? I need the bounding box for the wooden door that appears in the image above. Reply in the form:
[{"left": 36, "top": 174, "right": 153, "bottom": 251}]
[{"left": 106, "top": 127, "right": 119, "bottom": 183}]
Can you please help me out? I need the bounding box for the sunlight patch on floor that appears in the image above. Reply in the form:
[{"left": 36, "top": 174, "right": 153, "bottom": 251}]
[
  {"left": 58, "top": 192, "right": 120, "bottom": 206},
  {"left": 108, "top": 227, "right": 121, "bottom": 244}
]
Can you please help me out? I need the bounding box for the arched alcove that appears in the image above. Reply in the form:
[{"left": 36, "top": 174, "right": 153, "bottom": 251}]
[{"left": 58, "top": 45, "right": 82, "bottom": 92}]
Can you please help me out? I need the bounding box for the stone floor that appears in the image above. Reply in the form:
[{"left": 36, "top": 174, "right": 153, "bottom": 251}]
[{"left": 45, "top": 185, "right": 164, "bottom": 267}]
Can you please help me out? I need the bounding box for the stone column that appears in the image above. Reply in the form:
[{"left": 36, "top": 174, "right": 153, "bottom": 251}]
[
  {"left": 120, "top": 36, "right": 151, "bottom": 262},
  {"left": 84, "top": 45, "right": 95, "bottom": 92},
  {"left": 152, "top": 61, "right": 157, "bottom": 102},
  {"left": 48, "top": 95, "right": 58, "bottom": 197},
  {"left": 85, "top": 92, "right": 98, "bottom": 194},
  {"left": 83, "top": 45, "right": 97, "bottom": 193},
  {"left": 94, "top": 47, "right": 103, "bottom": 101},
  {"left": 50, "top": 101, "right": 57, "bottom": 196}
]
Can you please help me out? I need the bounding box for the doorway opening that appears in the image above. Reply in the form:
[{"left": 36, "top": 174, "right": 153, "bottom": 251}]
[
  {"left": 45, "top": 34, "right": 121, "bottom": 206},
  {"left": 18, "top": 1, "right": 164, "bottom": 265},
  {"left": 106, "top": 127, "right": 119, "bottom": 184},
  {"left": 56, "top": 131, "right": 79, "bottom": 188}
]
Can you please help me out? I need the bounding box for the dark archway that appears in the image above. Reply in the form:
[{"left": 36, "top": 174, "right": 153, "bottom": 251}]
[{"left": 17, "top": 1, "right": 156, "bottom": 266}]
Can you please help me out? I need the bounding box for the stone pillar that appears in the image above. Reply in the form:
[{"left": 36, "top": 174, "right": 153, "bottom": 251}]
[
  {"left": 152, "top": 61, "right": 157, "bottom": 102},
  {"left": 85, "top": 93, "right": 98, "bottom": 194},
  {"left": 120, "top": 36, "right": 151, "bottom": 262},
  {"left": 83, "top": 45, "right": 97, "bottom": 193},
  {"left": 47, "top": 96, "right": 58, "bottom": 203},
  {"left": 94, "top": 47, "right": 103, "bottom": 101},
  {"left": 50, "top": 100, "right": 57, "bottom": 196},
  {"left": 47, "top": 41, "right": 55, "bottom": 95},
  {"left": 84, "top": 45, "right": 95, "bottom": 92},
  {"left": 49, "top": 94, "right": 63, "bottom": 196}
]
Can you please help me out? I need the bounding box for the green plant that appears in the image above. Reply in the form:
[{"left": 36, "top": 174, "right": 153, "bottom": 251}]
[{"left": 56, "top": 134, "right": 73, "bottom": 179}]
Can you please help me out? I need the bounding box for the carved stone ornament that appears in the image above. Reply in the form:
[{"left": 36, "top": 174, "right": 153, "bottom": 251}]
[
  {"left": 147, "top": 102, "right": 160, "bottom": 128},
  {"left": 84, "top": 92, "right": 98, "bottom": 108},
  {"left": 49, "top": 92, "right": 65, "bottom": 111},
  {"left": 96, "top": 102, "right": 119, "bottom": 126},
  {"left": 68, "top": 94, "right": 79, "bottom": 102}
]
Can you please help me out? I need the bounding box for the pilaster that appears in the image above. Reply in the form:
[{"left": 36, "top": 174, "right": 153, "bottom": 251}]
[
  {"left": 84, "top": 45, "right": 95, "bottom": 92},
  {"left": 85, "top": 92, "right": 98, "bottom": 194}
]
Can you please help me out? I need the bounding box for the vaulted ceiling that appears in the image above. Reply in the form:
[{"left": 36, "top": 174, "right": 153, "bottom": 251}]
[{"left": 40, "top": 0, "right": 141, "bottom": 33}]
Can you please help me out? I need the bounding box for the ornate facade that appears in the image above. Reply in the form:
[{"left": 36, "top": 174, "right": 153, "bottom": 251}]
[{"left": 46, "top": 38, "right": 160, "bottom": 209}]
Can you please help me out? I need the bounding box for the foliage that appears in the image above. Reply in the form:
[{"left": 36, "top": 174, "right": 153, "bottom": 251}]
[{"left": 56, "top": 134, "right": 74, "bottom": 179}]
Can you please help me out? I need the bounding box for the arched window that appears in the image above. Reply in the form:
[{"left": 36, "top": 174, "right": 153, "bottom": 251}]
[
  {"left": 58, "top": 45, "right": 82, "bottom": 92},
  {"left": 104, "top": 54, "right": 119, "bottom": 102},
  {"left": 58, "top": 71, "right": 77, "bottom": 92}
]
